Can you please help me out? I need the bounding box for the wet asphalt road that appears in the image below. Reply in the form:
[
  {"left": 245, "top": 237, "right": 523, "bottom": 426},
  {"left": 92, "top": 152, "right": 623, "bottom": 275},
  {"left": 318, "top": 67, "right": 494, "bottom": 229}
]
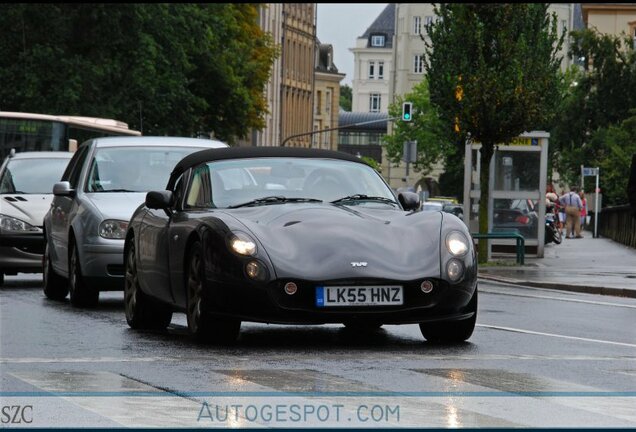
[{"left": 1, "top": 274, "right": 635, "bottom": 428}]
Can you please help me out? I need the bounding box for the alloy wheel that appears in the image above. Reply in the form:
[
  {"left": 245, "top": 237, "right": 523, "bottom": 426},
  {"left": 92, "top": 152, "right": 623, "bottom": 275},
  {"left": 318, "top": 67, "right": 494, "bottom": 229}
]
[{"left": 187, "top": 247, "right": 203, "bottom": 334}]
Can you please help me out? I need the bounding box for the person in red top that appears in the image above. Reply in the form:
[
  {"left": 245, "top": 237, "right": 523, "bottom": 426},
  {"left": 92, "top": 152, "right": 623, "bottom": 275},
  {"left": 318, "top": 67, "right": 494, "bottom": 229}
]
[{"left": 579, "top": 190, "right": 587, "bottom": 230}]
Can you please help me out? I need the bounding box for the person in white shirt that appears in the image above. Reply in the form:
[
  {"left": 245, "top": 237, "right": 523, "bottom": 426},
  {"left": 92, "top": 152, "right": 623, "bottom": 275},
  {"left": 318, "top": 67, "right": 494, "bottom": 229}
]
[{"left": 559, "top": 186, "right": 584, "bottom": 239}]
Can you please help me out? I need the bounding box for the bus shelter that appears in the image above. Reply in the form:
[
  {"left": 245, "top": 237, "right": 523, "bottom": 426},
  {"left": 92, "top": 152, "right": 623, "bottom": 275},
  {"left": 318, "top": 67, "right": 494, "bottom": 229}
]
[{"left": 463, "top": 131, "right": 549, "bottom": 259}]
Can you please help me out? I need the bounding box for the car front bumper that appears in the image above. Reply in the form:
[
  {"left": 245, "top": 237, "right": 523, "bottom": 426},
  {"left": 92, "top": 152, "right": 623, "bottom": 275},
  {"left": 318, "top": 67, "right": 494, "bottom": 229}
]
[
  {"left": 200, "top": 275, "right": 478, "bottom": 325},
  {"left": 80, "top": 241, "right": 125, "bottom": 291},
  {"left": 0, "top": 233, "right": 45, "bottom": 273}
]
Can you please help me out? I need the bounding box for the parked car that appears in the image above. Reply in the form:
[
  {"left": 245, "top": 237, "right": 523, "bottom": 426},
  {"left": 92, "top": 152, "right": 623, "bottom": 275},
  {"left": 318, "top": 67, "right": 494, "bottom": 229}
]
[
  {"left": 421, "top": 201, "right": 444, "bottom": 212},
  {"left": 0, "top": 151, "right": 73, "bottom": 285},
  {"left": 42, "top": 136, "right": 228, "bottom": 307},
  {"left": 124, "top": 147, "right": 478, "bottom": 344},
  {"left": 493, "top": 198, "right": 538, "bottom": 238}
]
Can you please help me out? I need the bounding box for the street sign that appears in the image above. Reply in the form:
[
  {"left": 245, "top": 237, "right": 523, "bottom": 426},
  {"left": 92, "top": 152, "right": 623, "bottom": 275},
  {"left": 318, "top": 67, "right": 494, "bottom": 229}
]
[
  {"left": 582, "top": 167, "right": 599, "bottom": 176},
  {"left": 402, "top": 140, "right": 417, "bottom": 163}
]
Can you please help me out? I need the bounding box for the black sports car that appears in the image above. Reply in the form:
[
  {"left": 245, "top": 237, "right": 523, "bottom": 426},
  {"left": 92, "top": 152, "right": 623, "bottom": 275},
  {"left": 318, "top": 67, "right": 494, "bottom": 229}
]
[{"left": 124, "top": 147, "right": 478, "bottom": 344}]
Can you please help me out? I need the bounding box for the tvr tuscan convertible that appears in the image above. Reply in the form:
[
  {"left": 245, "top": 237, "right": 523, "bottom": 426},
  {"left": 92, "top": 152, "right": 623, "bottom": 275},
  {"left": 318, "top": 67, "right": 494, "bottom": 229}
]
[{"left": 124, "top": 147, "right": 478, "bottom": 344}]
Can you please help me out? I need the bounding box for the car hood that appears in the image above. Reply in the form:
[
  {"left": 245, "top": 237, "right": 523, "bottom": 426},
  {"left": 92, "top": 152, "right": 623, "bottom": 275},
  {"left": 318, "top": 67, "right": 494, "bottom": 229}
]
[
  {"left": 220, "top": 203, "right": 443, "bottom": 281},
  {"left": 1, "top": 194, "right": 54, "bottom": 227},
  {"left": 86, "top": 192, "right": 148, "bottom": 221}
]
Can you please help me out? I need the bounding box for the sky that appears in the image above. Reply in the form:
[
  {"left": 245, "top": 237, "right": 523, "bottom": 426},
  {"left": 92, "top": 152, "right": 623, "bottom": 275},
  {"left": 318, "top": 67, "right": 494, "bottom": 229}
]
[{"left": 316, "top": 3, "right": 389, "bottom": 87}]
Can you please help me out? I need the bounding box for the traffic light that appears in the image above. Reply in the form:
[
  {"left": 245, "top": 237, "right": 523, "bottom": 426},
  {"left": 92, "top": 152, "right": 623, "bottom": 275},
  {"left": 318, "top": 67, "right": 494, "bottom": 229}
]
[{"left": 402, "top": 102, "right": 413, "bottom": 121}]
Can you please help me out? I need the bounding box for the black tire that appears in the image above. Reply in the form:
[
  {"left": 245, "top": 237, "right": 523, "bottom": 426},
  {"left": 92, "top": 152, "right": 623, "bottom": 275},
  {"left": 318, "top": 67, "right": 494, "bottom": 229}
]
[
  {"left": 0, "top": 272, "right": 4, "bottom": 286},
  {"left": 43, "top": 241, "right": 69, "bottom": 300},
  {"left": 551, "top": 227, "right": 562, "bottom": 244},
  {"left": 124, "top": 240, "right": 172, "bottom": 329},
  {"left": 419, "top": 287, "right": 478, "bottom": 343},
  {"left": 186, "top": 240, "right": 240, "bottom": 344},
  {"left": 68, "top": 240, "right": 99, "bottom": 308}
]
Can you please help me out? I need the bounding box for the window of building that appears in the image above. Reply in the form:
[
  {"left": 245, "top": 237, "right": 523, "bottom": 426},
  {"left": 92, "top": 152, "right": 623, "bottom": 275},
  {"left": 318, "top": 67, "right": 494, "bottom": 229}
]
[
  {"left": 378, "top": 61, "right": 384, "bottom": 79},
  {"left": 368, "top": 61, "right": 375, "bottom": 79},
  {"left": 413, "top": 55, "right": 424, "bottom": 74},
  {"left": 316, "top": 90, "right": 322, "bottom": 115},
  {"left": 326, "top": 89, "right": 332, "bottom": 114},
  {"left": 369, "top": 93, "right": 381, "bottom": 113},
  {"left": 371, "top": 35, "right": 385, "bottom": 47},
  {"left": 413, "top": 16, "right": 421, "bottom": 35}
]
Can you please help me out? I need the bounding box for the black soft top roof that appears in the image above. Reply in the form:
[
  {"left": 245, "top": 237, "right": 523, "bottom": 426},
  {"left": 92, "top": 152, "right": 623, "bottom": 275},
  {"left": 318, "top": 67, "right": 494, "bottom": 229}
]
[{"left": 170, "top": 146, "right": 365, "bottom": 180}]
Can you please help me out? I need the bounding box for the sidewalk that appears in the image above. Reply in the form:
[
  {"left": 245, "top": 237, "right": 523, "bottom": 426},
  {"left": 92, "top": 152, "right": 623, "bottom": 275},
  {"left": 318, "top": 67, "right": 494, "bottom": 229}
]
[{"left": 477, "top": 229, "right": 636, "bottom": 298}]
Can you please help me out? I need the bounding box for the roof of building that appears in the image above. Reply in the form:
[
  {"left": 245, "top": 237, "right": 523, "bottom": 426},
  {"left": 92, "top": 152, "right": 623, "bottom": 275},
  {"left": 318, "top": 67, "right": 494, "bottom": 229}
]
[
  {"left": 315, "top": 41, "right": 340, "bottom": 74},
  {"left": 338, "top": 112, "right": 388, "bottom": 131},
  {"left": 360, "top": 3, "right": 395, "bottom": 48}
]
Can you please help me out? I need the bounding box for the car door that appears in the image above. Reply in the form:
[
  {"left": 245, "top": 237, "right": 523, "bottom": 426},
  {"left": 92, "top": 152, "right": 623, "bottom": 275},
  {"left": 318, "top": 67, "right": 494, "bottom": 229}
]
[
  {"left": 49, "top": 144, "right": 90, "bottom": 275},
  {"left": 138, "top": 172, "right": 189, "bottom": 305}
]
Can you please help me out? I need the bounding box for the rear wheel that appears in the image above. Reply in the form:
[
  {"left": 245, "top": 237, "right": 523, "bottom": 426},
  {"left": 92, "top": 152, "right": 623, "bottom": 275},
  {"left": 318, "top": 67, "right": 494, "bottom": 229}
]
[
  {"left": 43, "top": 242, "right": 68, "bottom": 300},
  {"left": 124, "top": 240, "right": 172, "bottom": 329},
  {"left": 0, "top": 272, "right": 4, "bottom": 286},
  {"left": 186, "top": 240, "right": 240, "bottom": 344},
  {"left": 68, "top": 241, "right": 99, "bottom": 308},
  {"left": 419, "top": 288, "right": 478, "bottom": 343},
  {"left": 551, "top": 226, "right": 562, "bottom": 244}
]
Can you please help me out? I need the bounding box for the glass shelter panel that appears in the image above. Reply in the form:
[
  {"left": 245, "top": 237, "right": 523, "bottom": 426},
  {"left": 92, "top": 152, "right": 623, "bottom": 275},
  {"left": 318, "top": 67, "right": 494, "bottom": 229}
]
[{"left": 494, "top": 151, "right": 541, "bottom": 192}]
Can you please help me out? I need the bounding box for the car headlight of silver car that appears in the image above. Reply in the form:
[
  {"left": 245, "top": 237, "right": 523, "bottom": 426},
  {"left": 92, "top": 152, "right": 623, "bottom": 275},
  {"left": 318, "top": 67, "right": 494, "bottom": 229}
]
[
  {"left": 229, "top": 232, "right": 257, "bottom": 256},
  {"left": 0, "top": 214, "right": 41, "bottom": 233},
  {"left": 446, "top": 231, "right": 469, "bottom": 257},
  {"left": 99, "top": 219, "right": 129, "bottom": 239}
]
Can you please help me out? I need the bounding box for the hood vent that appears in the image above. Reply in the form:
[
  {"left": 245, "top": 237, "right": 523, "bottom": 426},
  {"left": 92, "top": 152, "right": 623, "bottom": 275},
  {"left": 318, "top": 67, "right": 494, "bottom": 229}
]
[{"left": 3, "top": 196, "right": 27, "bottom": 202}]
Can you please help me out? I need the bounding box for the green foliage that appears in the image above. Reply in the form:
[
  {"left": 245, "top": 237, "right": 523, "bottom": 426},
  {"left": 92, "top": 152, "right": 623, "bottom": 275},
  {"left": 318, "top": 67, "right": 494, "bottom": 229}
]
[
  {"left": 550, "top": 29, "right": 636, "bottom": 205},
  {"left": 0, "top": 4, "right": 278, "bottom": 143},
  {"left": 425, "top": 4, "right": 564, "bottom": 263},
  {"left": 339, "top": 84, "right": 352, "bottom": 111},
  {"left": 361, "top": 156, "right": 381, "bottom": 172},
  {"left": 384, "top": 79, "right": 451, "bottom": 176}
]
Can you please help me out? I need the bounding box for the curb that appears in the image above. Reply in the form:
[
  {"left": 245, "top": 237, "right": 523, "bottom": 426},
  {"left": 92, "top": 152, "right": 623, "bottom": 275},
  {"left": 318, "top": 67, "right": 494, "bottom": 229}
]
[{"left": 477, "top": 273, "right": 636, "bottom": 299}]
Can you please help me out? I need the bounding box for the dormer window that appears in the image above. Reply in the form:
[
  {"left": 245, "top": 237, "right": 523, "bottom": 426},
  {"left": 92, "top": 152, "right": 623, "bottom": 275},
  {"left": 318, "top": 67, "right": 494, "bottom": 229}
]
[{"left": 371, "top": 34, "right": 385, "bottom": 47}]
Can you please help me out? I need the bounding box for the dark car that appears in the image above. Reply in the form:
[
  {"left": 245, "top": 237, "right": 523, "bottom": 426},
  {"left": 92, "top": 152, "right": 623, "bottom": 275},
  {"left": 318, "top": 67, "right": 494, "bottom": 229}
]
[
  {"left": 124, "top": 147, "right": 478, "bottom": 344},
  {"left": 493, "top": 199, "right": 538, "bottom": 238}
]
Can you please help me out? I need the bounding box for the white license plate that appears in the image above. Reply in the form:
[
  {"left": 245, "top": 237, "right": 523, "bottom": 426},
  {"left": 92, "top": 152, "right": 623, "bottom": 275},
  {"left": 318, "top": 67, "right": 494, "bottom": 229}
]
[{"left": 315, "top": 286, "right": 403, "bottom": 307}]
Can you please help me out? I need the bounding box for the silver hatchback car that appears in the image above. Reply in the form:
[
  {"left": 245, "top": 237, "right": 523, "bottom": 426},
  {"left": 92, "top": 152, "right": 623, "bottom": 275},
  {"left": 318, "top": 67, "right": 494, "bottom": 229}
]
[{"left": 42, "top": 136, "right": 228, "bottom": 307}]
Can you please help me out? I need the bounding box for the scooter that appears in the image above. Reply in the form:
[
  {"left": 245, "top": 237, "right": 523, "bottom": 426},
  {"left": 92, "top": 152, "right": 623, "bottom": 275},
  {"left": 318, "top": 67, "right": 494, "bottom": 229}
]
[{"left": 545, "top": 212, "right": 562, "bottom": 245}]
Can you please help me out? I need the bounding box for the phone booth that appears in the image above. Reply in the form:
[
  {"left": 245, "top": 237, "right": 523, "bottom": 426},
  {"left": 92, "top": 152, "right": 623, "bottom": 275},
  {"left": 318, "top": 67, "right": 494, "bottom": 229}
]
[{"left": 463, "top": 131, "right": 549, "bottom": 259}]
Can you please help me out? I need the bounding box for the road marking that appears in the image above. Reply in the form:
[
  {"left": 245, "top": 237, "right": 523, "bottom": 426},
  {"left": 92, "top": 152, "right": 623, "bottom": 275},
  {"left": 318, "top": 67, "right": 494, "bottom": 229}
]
[
  {"left": 480, "top": 286, "right": 636, "bottom": 309},
  {"left": 478, "top": 324, "right": 636, "bottom": 348}
]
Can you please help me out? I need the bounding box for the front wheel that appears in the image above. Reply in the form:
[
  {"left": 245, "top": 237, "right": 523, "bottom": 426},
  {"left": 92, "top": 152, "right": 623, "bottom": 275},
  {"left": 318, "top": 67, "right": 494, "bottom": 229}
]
[
  {"left": 43, "top": 242, "right": 69, "bottom": 300},
  {"left": 68, "top": 241, "right": 99, "bottom": 308},
  {"left": 551, "top": 226, "right": 562, "bottom": 244},
  {"left": 419, "top": 288, "right": 478, "bottom": 343},
  {"left": 124, "top": 241, "right": 172, "bottom": 330},
  {"left": 0, "top": 272, "right": 3, "bottom": 286},
  {"left": 186, "top": 240, "right": 240, "bottom": 344}
]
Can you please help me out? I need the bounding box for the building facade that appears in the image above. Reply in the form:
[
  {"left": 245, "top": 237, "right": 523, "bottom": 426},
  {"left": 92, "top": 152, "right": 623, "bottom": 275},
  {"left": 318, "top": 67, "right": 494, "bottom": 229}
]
[
  {"left": 280, "top": 4, "right": 316, "bottom": 148},
  {"left": 350, "top": 4, "right": 395, "bottom": 114},
  {"left": 582, "top": 3, "right": 636, "bottom": 39},
  {"left": 313, "top": 43, "right": 345, "bottom": 150}
]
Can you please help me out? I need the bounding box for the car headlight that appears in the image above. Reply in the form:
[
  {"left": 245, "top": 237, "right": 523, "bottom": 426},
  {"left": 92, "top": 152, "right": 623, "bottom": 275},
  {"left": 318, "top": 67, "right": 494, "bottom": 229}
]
[
  {"left": 229, "top": 232, "right": 257, "bottom": 256},
  {"left": 446, "top": 231, "right": 469, "bottom": 256},
  {"left": 0, "top": 214, "right": 41, "bottom": 233},
  {"left": 99, "top": 220, "right": 128, "bottom": 239}
]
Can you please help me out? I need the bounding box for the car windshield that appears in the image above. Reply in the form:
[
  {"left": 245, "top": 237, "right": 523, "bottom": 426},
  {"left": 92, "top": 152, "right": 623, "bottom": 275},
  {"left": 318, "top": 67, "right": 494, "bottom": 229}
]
[
  {"left": 87, "top": 146, "right": 202, "bottom": 193},
  {"left": 0, "top": 157, "right": 71, "bottom": 194},
  {"left": 185, "top": 157, "right": 397, "bottom": 209}
]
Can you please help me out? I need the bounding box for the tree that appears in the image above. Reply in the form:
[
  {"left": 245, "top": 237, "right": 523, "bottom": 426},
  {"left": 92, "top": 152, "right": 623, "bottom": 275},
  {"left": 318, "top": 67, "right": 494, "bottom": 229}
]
[
  {"left": 0, "top": 4, "right": 278, "bottom": 143},
  {"left": 339, "top": 84, "right": 352, "bottom": 111},
  {"left": 425, "top": 4, "right": 564, "bottom": 263},
  {"left": 384, "top": 79, "right": 450, "bottom": 176},
  {"left": 550, "top": 29, "right": 636, "bottom": 205}
]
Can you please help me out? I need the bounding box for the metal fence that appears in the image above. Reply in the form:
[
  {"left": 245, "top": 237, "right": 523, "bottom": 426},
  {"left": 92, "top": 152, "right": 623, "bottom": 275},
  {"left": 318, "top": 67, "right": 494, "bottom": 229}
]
[{"left": 592, "top": 205, "right": 636, "bottom": 249}]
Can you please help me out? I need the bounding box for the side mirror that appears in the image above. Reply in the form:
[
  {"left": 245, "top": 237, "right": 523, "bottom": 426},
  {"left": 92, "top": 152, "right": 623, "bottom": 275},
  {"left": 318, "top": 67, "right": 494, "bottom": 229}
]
[
  {"left": 53, "top": 181, "right": 75, "bottom": 197},
  {"left": 398, "top": 191, "right": 420, "bottom": 211},
  {"left": 146, "top": 190, "right": 173, "bottom": 210}
]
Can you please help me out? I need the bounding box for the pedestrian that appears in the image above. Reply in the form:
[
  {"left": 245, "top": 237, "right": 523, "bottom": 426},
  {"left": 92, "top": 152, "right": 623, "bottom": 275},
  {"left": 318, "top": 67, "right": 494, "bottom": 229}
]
[
  {"left": 559, "top": 185, "right": 583, "bottom": 239},
  {"left": 579, "top": 189, "right": 587, "bottom": 230},
  {"left": 547, "top": 183, "right": 565, "bottom": 234},
  {"left": 629, "top": 154, "right": 636, "bottom": 219}
]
